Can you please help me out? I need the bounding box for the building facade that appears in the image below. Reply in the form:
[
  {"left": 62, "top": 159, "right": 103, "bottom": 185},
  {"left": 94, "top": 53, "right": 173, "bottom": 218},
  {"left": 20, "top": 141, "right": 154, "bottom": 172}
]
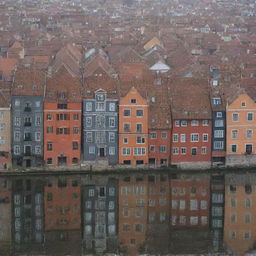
[
  {"left": 119, "top": 87, "right": 149, "bottom": 166},
  {"left": 83, "top": 89, "right": 118, "bottom": 166},
  {"left": 44, "top": 66, "right": 82, "bottom": 167}
]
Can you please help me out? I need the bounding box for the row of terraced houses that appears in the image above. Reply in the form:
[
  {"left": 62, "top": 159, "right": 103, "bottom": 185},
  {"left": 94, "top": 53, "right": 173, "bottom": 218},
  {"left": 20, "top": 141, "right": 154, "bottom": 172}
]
[{"left": 0, "top": 46, "right": 256, "bottom": 170}]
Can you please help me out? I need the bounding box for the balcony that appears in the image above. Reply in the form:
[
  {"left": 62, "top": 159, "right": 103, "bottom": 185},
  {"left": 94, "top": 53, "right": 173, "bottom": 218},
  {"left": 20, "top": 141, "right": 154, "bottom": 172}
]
[{"left": 24, "top": 107, "right": 32, "bottom": 112}]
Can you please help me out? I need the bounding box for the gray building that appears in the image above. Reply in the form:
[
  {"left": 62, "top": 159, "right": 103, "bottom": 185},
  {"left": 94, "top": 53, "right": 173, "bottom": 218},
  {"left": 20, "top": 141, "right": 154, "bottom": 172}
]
[
  {"left": 82, "top": 177, "right": 118, "bottom": 253},
  {"left": 83, "top": 89, "right": 118, "bottom": 165},
  {"left": 11, "top": 95, "right": 44, "bottom": 168}
]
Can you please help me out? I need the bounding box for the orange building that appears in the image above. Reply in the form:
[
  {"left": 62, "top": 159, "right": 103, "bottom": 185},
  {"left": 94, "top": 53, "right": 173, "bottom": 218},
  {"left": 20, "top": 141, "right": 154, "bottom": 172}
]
[
  {"left": 119, "top": 87, "right": 149, "bottom": 166},
  {"left": 224, "top": 174, "right": 256, "bottom": 255},
  {"left": 226, "top": 92, "right": 256, "bottom": 166},
  {"left": 44, "top": 176, "right": 81, "bottom": 255},
  {"left": 118, "top": 175, "right": 148, "bottom": 254},
  {"left": 44, "top": 66, "right": 82, "bottom": 167}
]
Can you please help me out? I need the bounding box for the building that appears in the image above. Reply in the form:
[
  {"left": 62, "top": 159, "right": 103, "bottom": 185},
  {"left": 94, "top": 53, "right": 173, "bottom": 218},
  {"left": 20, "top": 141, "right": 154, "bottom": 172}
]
[
  {"left": 0, "top": 177, "right": 11, "bottom": 254},
  {"left": 0, "top": 91, "right": 11, "bottom": 169},
  {"left": 119, "top": 87, "right": 149, "bottom": 166},
  {"left": 12, "top": 178, "right": 44, "bottom": 254},
  {"left": 44, "top": 176, "right": 81, "bottom": 255},
  {"left": 118, "top": 175, "right": 148, "bottom": 254},
  {"left": 224, "top": 174, "right": 256, "bottom": 254},
  {"left": 11, "top": 70, "right": 45, "bottom": 168},
  {"left": 81, "top": 177, "right": 118, "bottom": 253},
  {"left": 170, "top": 79, "right": 212, "bottom": 169},
  {"left": 226, "top": 92, "right": 256, "bottom": 166},
  {"left": 83, "top": 89, "right": 118, "bottom": 166},
  {"left": 44, "top": 66, "right": 82, "bottom": 167}
]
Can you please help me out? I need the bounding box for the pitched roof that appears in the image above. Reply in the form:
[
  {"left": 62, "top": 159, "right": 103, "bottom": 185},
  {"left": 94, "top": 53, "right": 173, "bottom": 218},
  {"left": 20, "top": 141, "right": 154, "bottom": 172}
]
[{"left": 0, "top": 58, "right": 17, "bottom": 79}]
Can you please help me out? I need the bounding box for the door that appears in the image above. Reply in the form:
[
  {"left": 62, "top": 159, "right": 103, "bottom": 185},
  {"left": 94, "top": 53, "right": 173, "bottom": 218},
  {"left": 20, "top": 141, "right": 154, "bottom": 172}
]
[
  {"left": 99, "top": 148, "right": 105, "bottom": 157},
  {"left": 26, "top": 159, "right": 31, "bottom": 168},
  {"left": 24, "top": 145, "right": 31, "bottom": 156},
  {"left": 58, "top": 155, "right": 67, "bottom": 165}
]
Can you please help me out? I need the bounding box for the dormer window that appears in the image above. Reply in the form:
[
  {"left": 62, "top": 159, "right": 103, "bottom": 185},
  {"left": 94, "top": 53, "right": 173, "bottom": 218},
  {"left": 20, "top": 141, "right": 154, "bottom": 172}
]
[
  {"left": 96, "top": 93, "right": 105, "bottom": 101},
  {"left": 212, "top": 98, "right": 221, "bottom": 105}
]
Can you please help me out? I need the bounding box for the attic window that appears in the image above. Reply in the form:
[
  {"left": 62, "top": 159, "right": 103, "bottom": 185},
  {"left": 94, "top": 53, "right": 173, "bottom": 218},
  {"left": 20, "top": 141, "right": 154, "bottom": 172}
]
[
  {"left": 32, "top": 85, "right": 37, "bottom": 90},
  {"left": 59, "top": 93, "right": 66, "bottom": 99},
  {"left": 241, "top": 102, "right": 246, "bottom": 107},
  {"left": 17, "top": 84, "right": 23, "bottom": 89},
  {"left": 131, "top": 99, "right": 136, "bottom": 104}
]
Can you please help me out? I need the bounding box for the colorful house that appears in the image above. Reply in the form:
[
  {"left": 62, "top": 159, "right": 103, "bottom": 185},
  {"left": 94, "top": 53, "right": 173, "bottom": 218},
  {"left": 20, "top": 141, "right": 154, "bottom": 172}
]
[
  {"left": 226, "top": 92, "right": 256, "bottom": 166},
  {"left": 119, "top": 87, "right": 149, "bottom": 166},
  {"left": 44, "top": 66, "right": 82, "bottom": 167}
]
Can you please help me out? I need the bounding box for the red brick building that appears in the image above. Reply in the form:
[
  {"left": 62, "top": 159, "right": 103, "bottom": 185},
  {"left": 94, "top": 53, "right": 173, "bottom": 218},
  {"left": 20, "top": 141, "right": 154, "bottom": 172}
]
[
  {"left": 44, "top": 66, "right": 82, "bottom": 167},
  {"left": 170, "top": 79, "right": 212, "bottom": 169}
]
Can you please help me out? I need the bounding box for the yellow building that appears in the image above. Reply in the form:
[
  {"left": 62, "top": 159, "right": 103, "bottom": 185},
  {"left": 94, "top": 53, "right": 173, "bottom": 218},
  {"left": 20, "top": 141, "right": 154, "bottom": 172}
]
[{"left": 226, "top": 92, "right": 256, "bottom": 166}]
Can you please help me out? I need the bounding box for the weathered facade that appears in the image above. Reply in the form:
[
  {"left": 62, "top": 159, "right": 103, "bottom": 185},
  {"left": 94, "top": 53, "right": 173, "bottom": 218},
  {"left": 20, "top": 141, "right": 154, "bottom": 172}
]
[{"left": 83, "top": 89, "right": 118, "bottom": 166}]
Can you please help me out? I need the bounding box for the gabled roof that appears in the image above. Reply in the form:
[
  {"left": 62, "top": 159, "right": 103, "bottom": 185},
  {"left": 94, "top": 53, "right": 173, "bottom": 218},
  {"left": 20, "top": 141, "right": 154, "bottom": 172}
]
[
  {"left": 143, "top": 37, "right": 162, "bottom": 51},
  {"left": 0, "top": 58, "right": 17, "bottom": 78}
]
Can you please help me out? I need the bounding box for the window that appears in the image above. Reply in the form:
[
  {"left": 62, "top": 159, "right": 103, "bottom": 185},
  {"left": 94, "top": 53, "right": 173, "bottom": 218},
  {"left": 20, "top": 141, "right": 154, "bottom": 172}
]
[
  {"left": 161, "top": 132, "right": 167, "bottom": 138},
  {"left": 160, "top": 145, "right": 167, "bottom": 152},
  {"left": 190, "top": 200, "right": 198, "bottom": 210},
  {"left": 73, "top": 127, "right": 79, "bottom": 134},
  {"left": 123, "top": 109, "right": 131, "bottom": 117},
  {"left": 150, "top": 145, "right": 156, "bottom": 152},
  {"left": 47, "top": 158, "right": 52, "bottom": 165},
  {"left": 14, "top": 145, "right": 20, "bottom": 155},
  {"left": 214, "top": 141, "right": 224, "bottom": 150},
  {"left": 136, "top": 109, "right": 143, "bottom": 117},
  {"left": 35, "top": 132, "right": 41, "bottom": 141},
  {"left": 86, "top": 102, "right": 92, "bottom": 111},
  {"left": 231, "top": 144, "right": 237, "bottom": 153},
  {"left": 242, "top": 102, "right": 246, "bottom": 107},
  {"left": 109, "top": 117, "right": 115, "bottom": 128},
  {"left": 86, "top": 132, "right": 93, "bottom": 143},
  {"left": 179, "top": 216, "right": 186, "bottom": 225},
  {"left": 230, "top": 198, "right": 237, "bottom": 208},
  {"left": 232, "top": 130, "right": 238, "bottom": 139},
  {"left": 191, "top": 133, "right": 199, "bottom": 142},
  {"left": 14, "top": 131, "right": 20, "bottom": 142},
  {"left": 173, "top": 134, "right": 178, "bottom": 142},
  {"left": 200, "top": 200, "right": 207, "bottom": 209},
  {"left": 180, "top": 134, "right": 186, "bottom": 142},
  {"left": 134, "top": 147, "right": 146, "bottom": 155},
  {"left": 214, "top": 130, "right": 224, "bottom": 138},
  {"left": 0, "top": 112, "right": 3, "bottom": 120},
  {"left": 109, "top": 132, "right": 115, "bottom": 143},
  {"left": 191, "top": 120, "right": 199, "bottom": 126},
  {"left": 244, "top": 231, "right": 251, "bottom": 240},
  {"left": 136, "top": 123, "right": 142, "bottom": 132},
  {"left": 246, "top": 129, "right": 253, "bottom": 139},
  {"left": 14, "top": 117, "right": 21, "bottom": 126},
  {"left": 35, "top": 146, "right": 41, "bottom": 154},
  {"left": 202, "top": 120, "right": 208, "bottom": 126},
  {"left": 72, "top": 142, "right": 78, "bottom": 150},
  {"left": 232, "top": 113, "right": 239, "bottom": 122},
  {"left": 245, "top": 198, "right": 251, "bottom": 208},
  {"left": 245, "top": 184, "right": 252, "bottom": 194},
  {"left": 246, "top": 144, "right": 253, "bottom": 154},
  {"left": 47, "top": 142, "right": 53, "bottom": 151},
  {"left": 86, "top": 117, "right": 92, "bottom": 127},
  {"left": 109, "top": 147, "right": 115, "bottom": 155},
  {"left": 15, "top": 100, "right": 20, "bottom": 106},
  {"left": 191, "top": 147, "right": 197, "bottom": 156},
  {"left": 229, "top": 231, "right": 236, "bottom": 239},
  {"left": 0, "top": 124, "right": 5, "bottom": 131},
  {"left": 190, "top": 216, "right": 198, "bottom": 225},
  {"left": 46, "top": 114, "right": 52, "bottom": 120},
  {"left": 245, "top": 214, "right": 251, "bottom": 224},
  {"left": 230, "top": 185, "right": 236, "bottom": 194},
  {"left": 56, "top": 128, "right": 70, "bottom": 135},
  {"left": 150, "top": 132, "right": 157, "bottom": 139},
  {"left": 136, "top": 136, "right": 145, "bottom": 144},
  {"left": 201, "top": 147, "right": 207, "bottom": 154},
  {"left": 203, "top": 134, "right": 208, "bottom": 142},
  {"left": 212, "top": 98, "right": 221, "bottom": 105},
  {"left": 123, "top": 137, "right": 128, "bottom": 144},
  {"left": 215, "top": 120, "right": 223, "bottom": 127},
  {"left": 73, "top": 113, "right": 79, "bottom": 120},
  {"left": 201, "top": 216, "right": 208, "bottom": 225},
  {"left": 57, "top": 103, "right": 67, "bottom": 109},
  {"left": 89, "top": 146, "right": 95, "bottom": 154},
  {"left": 181, "top": 120, "right": 187, "bottom": 126},
  {"left": 135, "top": 223, "right": 142, "bottom": 232},
  {"left": 247, "top": 112, "right": 253, "bottom": 121},
  {"left": 56, "top": 113, "right": 70, "bottom": 120},
  {"left": 179, "top": 200, "right": 186, "bottom": 210},
  {"left": 172, "top": 147, "right": 179, "bottom": 155},
  {"left": 47, "top": 126, "right": 53, "bottom": 134},
  {"left": 175, "top": 120, "right": 180, "bottom": 127},
  {"left": 109, "top": 103, "right": 115, "bottom": 111},
  {"left": 131, "top": 99, "right": 136, "bottom": 103},
  {"left": 122, "top": 148, "right": 131, "bottom": 155},
  {"left": 124, "top": 123, "right": 130, "bottom": 132},
  {"left": 35, "top": 116, "right": 41, "bottom": 126},
  {"left": 96, "top": 102, "right": 105, "bottom": 111},
  {"left": 216, "top": 112, "right": 222, "bottom": 118},
  {"left": 181, "top": 147, "right": 186, "bottom": 154}
]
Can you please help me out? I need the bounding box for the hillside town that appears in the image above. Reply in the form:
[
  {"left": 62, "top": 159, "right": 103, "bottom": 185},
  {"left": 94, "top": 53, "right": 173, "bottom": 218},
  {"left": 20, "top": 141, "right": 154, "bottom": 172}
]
[{"left": 0, "top": 0, "right": 256, "bottom": 255}]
